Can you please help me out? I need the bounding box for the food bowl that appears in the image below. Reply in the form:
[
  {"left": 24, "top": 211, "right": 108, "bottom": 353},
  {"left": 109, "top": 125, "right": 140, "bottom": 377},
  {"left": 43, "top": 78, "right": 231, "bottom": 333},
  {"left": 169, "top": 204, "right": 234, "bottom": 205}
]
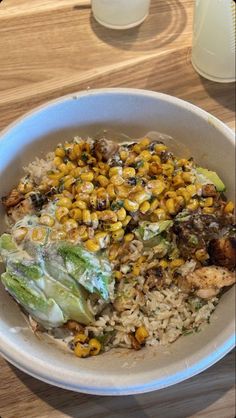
[{"left": 0, "top": 88, "right": 235, "bottom": 395}]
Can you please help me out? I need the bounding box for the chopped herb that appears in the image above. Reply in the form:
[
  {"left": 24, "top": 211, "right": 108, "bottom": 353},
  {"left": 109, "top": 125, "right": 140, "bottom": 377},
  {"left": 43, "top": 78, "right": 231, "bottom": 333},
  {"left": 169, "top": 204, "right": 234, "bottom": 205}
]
[
  {"left": 111, "top": 200, "right": 124, "bottom": 210},
  {"left": 188, "top": 235, "right": 199, "bottom": 246},
  {"left": 81, "top": 152, "right": 88, "bottom": 162},
  {"left": 134, "top": 160, "right": 144, "bottom": 169}
]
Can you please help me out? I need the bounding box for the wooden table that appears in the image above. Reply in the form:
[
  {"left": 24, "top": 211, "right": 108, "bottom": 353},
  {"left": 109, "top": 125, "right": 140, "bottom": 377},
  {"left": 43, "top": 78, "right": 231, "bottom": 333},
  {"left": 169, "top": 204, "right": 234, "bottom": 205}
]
[{"left": 0, "top": 1, "right": 235, "bottom": 417}]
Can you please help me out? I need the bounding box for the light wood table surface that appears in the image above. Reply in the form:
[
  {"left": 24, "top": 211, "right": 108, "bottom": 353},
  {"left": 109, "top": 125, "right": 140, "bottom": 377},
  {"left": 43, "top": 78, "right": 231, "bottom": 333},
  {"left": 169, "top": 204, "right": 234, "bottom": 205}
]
[{"left": 0, "top": 1, "right": 235, "bottom": 417}]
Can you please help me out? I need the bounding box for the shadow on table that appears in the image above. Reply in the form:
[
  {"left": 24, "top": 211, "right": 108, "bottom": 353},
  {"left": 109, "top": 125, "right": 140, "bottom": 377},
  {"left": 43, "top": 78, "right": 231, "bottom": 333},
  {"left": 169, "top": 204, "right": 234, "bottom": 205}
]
[
  {"left": 199, "top": 76, "right": 236, "bottom": 112},
  {"left": 10, "top": 351, "right": 235, "bottom": 418},
  {"left": 87, "top": 0, "right": 187, "bottom": 52}
]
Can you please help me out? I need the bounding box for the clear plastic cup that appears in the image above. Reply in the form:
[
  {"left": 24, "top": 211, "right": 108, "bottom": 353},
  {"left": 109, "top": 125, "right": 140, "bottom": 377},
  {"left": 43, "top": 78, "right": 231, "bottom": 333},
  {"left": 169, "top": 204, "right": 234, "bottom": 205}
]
[
  {"left": 91, "top": 0, "right": 151, "bottom": 30},
  {"left": 191, "top": 0, "right": 236, "bottom": 83}
]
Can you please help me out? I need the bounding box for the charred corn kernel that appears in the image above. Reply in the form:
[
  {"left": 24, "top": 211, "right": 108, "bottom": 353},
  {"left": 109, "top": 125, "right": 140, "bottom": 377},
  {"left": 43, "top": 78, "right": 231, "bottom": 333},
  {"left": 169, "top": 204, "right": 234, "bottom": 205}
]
[
  {"left": 89, "top": 338, "right": 101, "bottom": 356},
  {"left": 133, "top": 144, "right": 141, "bottom": 153},
  {"left": 91, "top": 212, "right": 99, "bottom": 229},
  {"left": 173, "top": 174, "right": 185, "bottom": 188},
  {"left": 55, "top": 147, "right": 65, "bottom": 158},
  {"left": 109, "top": 221, "right": 123, "bottom": 232},
  {"left": 116, "top": 185, "right": 130, "bottom": 199},
  {"left": 32, "top": 227, "right": 47, "bottom": 242},
  {"left": 132, "top": 265, "right": 140, "bottom": 275},
  {"left": 83, "top": 209, "right": 91, "bottom": 225},
  {"left": 177, "top": 188, "right": 191, "bottom": 203},
  {"left": 187, "top": 199, "right": 199, "bottom": 211},
  {"left": 114, "top": 270, "right": 122, "bottom": 280},
  {"left": 63, "top": 219, "right": 78, "bottom": 232},
  {"left": 109, "top": 167, "right": 122, "bottom": 177},
  {"left": 155, "top": 144, "right": 168, "bottom": 153},
  {"left": 177, "top": 158, "right": 189, "bottom": 167},
  {"left": 80, "top": 182, "right": 94, "bottom": 194},
  {"left": 56, "top": 206, "right": 69, "bottom": 221},
  {"left": 140, "top": 201, "right": 151, "bottom": 214},
  {"left": 72, "top": 200, "right": 87, "bottom": 210},
  {"left": 108, "top": 243, "right": 119, "bottom": 261},
  {"left": 120, "top": 149, "right": 129, "bottom": 161},
  {"left": 124, "top": 233, "right": 134, "bottom": 242},
  {"left": 84, "top": 239, "right": 100, "bottom": 252},
  {"left": 150, "top": 198, "right": 159, "bottom": 212},
  {"left": 182, "top": 172, "right": 195, "bottom": 183},
  {"left": 165, "top": 198, "right": 176, "bottom": 215},
  {"left": 153, "top": 208, "right": 166, "bottom": 220},
  {"left": 170, "top": 258, "right": 185, "bottom": 269},
  {"left": 73, "top": 333, "right": 88, "bottom": 344},
  {"left": 122, "top": 215, "right": 132, "bottom": 227},
  {"left": 13, "top": 227, "right": 28, "bottom": 242},
  {"left": 203, "top": 207, "right": 215, "bottom": 214},
  {"left": 123, "top": 167, "right": 136, "bottom": 178},
  {"left": 195, "top": 249, "right": 209, "bottom": 262},
  {"left": 57, "top": 197, "right": 72, "bottom": 209},
  {"left": 135, "top": 326, "right": 149, "bottom": 344},
  {"left": 159, "top": 259, "right": 168, "bottom": 269},
  {"left": 74, "top": 343, "right": 91, "bottom": 358},
  {"left": 99, "top": 210, "right": 118, "bottom": 222},
  {"left": 106, "top": 184, "right": 116, "bottom": 199},
  {"left": 112, "top": 228, "right": 125, "bottom": 242},
  {"left": 133, "top": 191, "right": 151, "bottom": 205},
  {"left": 117, "top": 207, "right": 126, "bottom": 221},
  {"left": 162, "top": 163, "right": 174, "bottom": 176},
  {"left": 78, "top": 225, "right": 88, "bottom": 241},
  {"left": 148, "top": 180, "right": 165, "bottom": 196},
  {"left": 70, "top": 208, "right": 82, "bottom": 221},
  {"left": 110, "top": 175, "right": 124, "bottom": 186},
  {"left": 224, "top": 201, "right": 234, "bottom": 213},
  {"left": 140, "top": 150, "right": 152, "bottom": 161},
  {"left": 137, "top": 256, "right": 147, "bottom": 265},
  {"left": 97, "top": 175, "right": 109, "bottom": 187},
  {"left": 149, "top": 161, "right": 162, "bottom": 175},
  {"left": 58, "top": 163, "right": 70, "bottom": 174},
  {"left": 95, "top": 231, "right": 110, "bottom": 248},
  {"left": 80, "top": 171, "right": 94, "bottom": 182},
  {"left": 50, "top": 230, "right": 67, "bottom": 241},
  {"left": 53, "top": 156, "right": 63, "bottom": 167},
  {"left": 186, "top": 184, "right": 197, "bottom": 197},
  {"left": 40, "top": 214, "right": 55, "bottom": 227},
  {"left": 139, "top": 137, "right": 150, "bottom": 149},
  {"left": 124, "top": 199, "right": 139, "bottom": 212}
]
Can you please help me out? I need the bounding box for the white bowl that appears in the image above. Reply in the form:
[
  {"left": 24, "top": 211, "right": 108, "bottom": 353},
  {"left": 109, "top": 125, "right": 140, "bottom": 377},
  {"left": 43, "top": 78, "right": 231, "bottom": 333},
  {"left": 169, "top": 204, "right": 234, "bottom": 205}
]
[{"left": 0, "top": 89, "right": 235, "bottom": 395}]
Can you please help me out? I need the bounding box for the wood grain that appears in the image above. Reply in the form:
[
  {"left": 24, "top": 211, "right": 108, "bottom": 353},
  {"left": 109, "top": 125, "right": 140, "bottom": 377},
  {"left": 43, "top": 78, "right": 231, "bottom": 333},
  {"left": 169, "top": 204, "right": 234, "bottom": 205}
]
[{"left": 0, "top": 0, "right": 235, "bottom": 417}]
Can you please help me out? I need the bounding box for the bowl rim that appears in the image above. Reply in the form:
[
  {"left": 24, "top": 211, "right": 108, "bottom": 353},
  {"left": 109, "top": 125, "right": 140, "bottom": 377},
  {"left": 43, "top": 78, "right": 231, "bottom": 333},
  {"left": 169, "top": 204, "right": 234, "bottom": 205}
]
[{"left": 0, "top": 88, "right": 235, "bottom": 395}]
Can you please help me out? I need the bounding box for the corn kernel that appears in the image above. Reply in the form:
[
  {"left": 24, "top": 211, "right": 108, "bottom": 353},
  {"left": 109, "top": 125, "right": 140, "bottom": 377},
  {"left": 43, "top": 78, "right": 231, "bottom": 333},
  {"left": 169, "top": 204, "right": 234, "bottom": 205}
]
[
  {"left": 57, "top": 197, "right": 72, "bottom": 209},
  {"left": 135, "top": 326, "right": 149, "bottom": 344},
  {"left": 132, "top": 191, "right": 151, "bottom": 205},
  {"left": 139, "top": 137, "right": 150, "bottom": 149},
  {"left": 63, "top": 219, "right": 78, "bottom": 232},
  {"left": 70, "top": 208, "right": 82, "bottom": 221},
  {"left": 133, "top": 144, "right": 141, "bottom": 153},
  {"left": 99, "top": 210, "right": 117, "bottom": 222},
  {"left": 110, "top": 175, "right": 124, "bottom": 186},
  {"left": 64, "top": 177, "right": 75, "bottom": 191},
  {"left": 84, "top": 239, "right": 100, "bottom": 252},
  {"left": 140, "top": 150, "right": 152, "bottom": 161},
  {"left": 72, "top": 200, "right": 87, "bottom": 210},
  {"left": 195, "top": 249, "right": 209, "bottom": 262},
  {"left": 177, "top": 188, "right": 191, "bottom": 203},
  {"left": 109, "top": 221, "right": 123, "bottom": 232},
  {"left": 114, "top": 270, "right": 122, "bottom": 280},
  {"left": 55, "top": 147, "right": 66, "bottom": 158},
  {"left": 95, "top": 231, "right": 110, "bottom": 248},
  {"left": 170, "top": 258, "right": 185, "bottom": 269},
  {"left": 138, "top": 161, "right": 149, "bottom": 174},
  {"left": 58, "top": 163, "right": 70, "bottom": 175},
  {"left": 132, "top": 265, "right": 140, "bottom": 275},
  {"left": 150, "top": 198, "right": 159, "bottom": 212},
  {"left": 153, "top": 208, "right": 166, "bottom": 220},
  {"left": 91, "top": 212, "right": 99, "bottom": 229},
  {"left": 116, "top": 185, "right": 130, "bottom": 199},
  {"left": 117, "top": 207, "right": 127, "bottom": 221},
  {"left": 53, "top": 156, "right": 63, "bottom": 167},
  {"left": 124, "top": 233, "right": 134, "bottom": 242},
  {"left": 13, "top": 227, "right": 28, "bottom": 242},
  {"left": 224, "top": 201, "right": 234, "bottom": 214},
  {"left": 186, "top": 184, "right": 197, "bottom": 197},
  {"left": 154, "top": 144, "right": 168, "bottom": 153},
  {"left": 109, "top": 166, "right": 123, "bottom": 177},
  {"left": 164, "top": 191, "right": 176, "bottom": 199},
  {"left": 112, "top": 228, "right": 125, "bottom": 242},
  {"left": 173, "top": 174, "right": 185, "bottom": 188},
  {"left": 31, "top": 227, "right": 47, "bottom": 242},
  {"left": 162, "top": 163, "right": 174, "bottom": 176},
  {"left": 122, "top": 215, "right": 132, "bottom": 227},
  {"left": 73, "top": 333, "right": 88, "bottom": 344},
  {"left": 83, "top": 209, "right": 92, "bottom": 225},
  {"left": 88, "top": 338, "right": 101, "bottom": 356},
  {"left": 56, "top": 206, "right": 69, "bottom": 221},
  {"left": 123, "top": 167, "right": 136, "bottom": 178},
  {"left": 50, "top": 230, "right": 67, "bottom": 241},
  {"left": 74, "top": 343, "right": 90, "bottom": 358},
  {"left": 148, "top": 180, "right": 165, "bottom": 196},
  {"left": 124, "top": 199, "right": 139, "bottom": 212},
  {"left": 140, "top": 201, "right": 150, "bottom": 214},
  {"left": 108, "top": 243, "right": 119, "bottom": 261},
  {"left": 80, "top": 171, "right": 94, "bottom": 182},
  {"left": 203, "top": 197, "right": 213, "bottom": 207},
  {"left": 159, "top": 259, "right": 168, "bottom": 269},
  {"left": 40, "top": 214, "right": 55, "bottom": 227},
  {"left": 80, "top": 182, "right": 94, "bottom": 194},
  {"left": 165, "top": 198, "right": 176, "bottom": 215},
  {"left": 120, "top": 149, "right": 129, "bottom": 161},
  {"left": 187, "top": 199, "right": 199, "bottom": 211},
  {"left": 78, "top": 225, "right": 88, "bottom": 241},
  {"left": 149, "top": 161, "right": 162, "bottom": 175},
  {"left": 97, "top": 175, "right": 109, "bottom": 187},
  {"left": 106, "top": 184, "right": 116, "bottom": 199},
  {"left": 182, "top": 172, "right": 195, "bottom": 183},
  {"left": 203, "top": 207, "right": 215, "bottom": 214}
]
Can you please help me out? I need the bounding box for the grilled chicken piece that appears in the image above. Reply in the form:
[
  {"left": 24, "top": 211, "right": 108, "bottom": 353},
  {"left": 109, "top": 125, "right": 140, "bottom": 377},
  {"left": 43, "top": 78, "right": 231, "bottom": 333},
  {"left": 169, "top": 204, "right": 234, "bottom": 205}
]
[
  {"left": 1, "top": 188, "right": 24, "bottom": 209},
  {"left": 185, "top": 266, "right": 235, "bottom": 299},
  {"left": 7, "top": 198, "right": 34, "bottom": 222},
  {"left": 208, "top": 238, "right": 236, "bottom": 270},
  {"left": 94, "top": 138, "right": 119, "bottom": 161}
]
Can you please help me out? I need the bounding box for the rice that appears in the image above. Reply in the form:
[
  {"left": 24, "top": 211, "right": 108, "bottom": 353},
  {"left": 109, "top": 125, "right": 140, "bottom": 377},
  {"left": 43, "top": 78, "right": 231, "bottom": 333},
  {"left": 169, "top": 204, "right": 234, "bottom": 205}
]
[{"left": 23, "top": 152, "right": 54, "bottom": 185}]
